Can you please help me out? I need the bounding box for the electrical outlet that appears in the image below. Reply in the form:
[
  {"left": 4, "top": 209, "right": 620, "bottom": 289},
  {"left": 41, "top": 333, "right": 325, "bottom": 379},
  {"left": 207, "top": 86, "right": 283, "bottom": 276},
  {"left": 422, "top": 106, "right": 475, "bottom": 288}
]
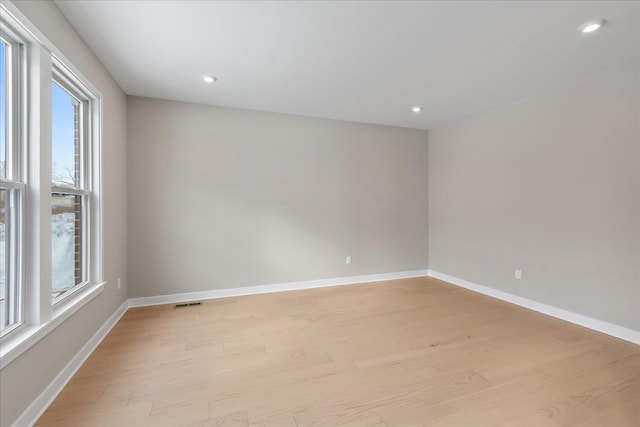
[
  {"left": 117, "top": 278, "right": 121, "bottom": 289},
  {"left": 515, "top": 269, "right": 522, "bottom": 280},
  {"left": 346, "top": 256, "right": 352, "bottom": 265}
]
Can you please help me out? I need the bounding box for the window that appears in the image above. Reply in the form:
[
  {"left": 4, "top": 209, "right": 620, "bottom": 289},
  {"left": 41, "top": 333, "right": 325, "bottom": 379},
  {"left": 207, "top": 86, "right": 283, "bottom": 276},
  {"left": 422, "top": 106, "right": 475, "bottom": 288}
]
[
  {"left": 0, "top": 29, "right": 24, "bottom": 335},
  {"left": 0, "top": 3, "right": 103, "bottom": 362},
  {"left": 51, "top": 69, "right": 93, "bottom": 303}
]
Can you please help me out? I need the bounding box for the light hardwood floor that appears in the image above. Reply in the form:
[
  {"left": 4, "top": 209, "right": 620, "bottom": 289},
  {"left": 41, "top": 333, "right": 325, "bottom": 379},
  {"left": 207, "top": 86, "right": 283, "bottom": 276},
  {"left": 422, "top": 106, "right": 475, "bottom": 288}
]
[{"left": 36, "top": 277, "right": 639, "bottom": 426}]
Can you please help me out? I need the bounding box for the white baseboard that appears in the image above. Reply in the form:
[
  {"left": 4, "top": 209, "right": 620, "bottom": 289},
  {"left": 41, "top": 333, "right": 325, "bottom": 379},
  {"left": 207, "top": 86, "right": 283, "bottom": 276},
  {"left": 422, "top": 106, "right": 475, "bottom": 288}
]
[
  {"left": 427, "top": 270, "right": 640, "bottom": 345},
  {"left": 12, "top": 299, "right": 129, "bottom": 427},
  {"left": 128, "top": 269, "right": 430, "bottom": 308}
]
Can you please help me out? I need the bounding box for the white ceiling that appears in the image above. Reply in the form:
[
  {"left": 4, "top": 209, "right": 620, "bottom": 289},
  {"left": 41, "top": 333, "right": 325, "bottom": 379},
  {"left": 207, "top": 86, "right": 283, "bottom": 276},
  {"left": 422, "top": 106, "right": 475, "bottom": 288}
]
[{"left": 55, "top": 0, "right": 639, "bottom": 130}]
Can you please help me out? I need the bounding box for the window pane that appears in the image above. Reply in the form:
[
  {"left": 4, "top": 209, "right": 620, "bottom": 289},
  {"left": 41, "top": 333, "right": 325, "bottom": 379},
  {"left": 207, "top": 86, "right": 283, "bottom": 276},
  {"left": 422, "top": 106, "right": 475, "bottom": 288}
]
[
  {"left": 52, "top": 82, "right": 80, "bottom": 188},
  {"left": 0, "top": 41, "right": 7, "bottom": 180},
  {"left": 0, "top": 189, "right": 6, "bottom": 330},
  {"left": 0, "top": 187, "right": 19, "bottom": 333},
  {"left": 52, "top": 193, "right": 84, "bottom": 300}
]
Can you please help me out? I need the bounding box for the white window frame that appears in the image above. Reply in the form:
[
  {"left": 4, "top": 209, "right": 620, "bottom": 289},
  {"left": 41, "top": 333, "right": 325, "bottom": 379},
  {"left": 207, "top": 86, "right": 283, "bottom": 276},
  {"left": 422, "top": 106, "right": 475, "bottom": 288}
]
[
  {"left": 0, "top": 2, "right": 105, "bottom": 368},
  {"left": 51, "top": 64, "right": 94, "bottom": 305},
  {"left": 0, "top": 23, "right": 26, "bottom": 337}
]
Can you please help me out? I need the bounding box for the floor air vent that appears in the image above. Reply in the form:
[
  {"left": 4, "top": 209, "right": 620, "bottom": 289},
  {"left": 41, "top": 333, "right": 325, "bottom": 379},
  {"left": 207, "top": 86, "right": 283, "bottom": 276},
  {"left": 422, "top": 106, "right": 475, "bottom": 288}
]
[{"left": 174, "top": 302, "right": 202, "bottom": 308}]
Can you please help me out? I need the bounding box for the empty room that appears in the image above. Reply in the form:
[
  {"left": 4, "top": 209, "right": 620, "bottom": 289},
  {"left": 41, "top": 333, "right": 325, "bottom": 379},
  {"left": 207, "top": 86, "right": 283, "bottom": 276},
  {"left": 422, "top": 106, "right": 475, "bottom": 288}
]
[{"left": 0, "top": 0, "right": 638, "bottom": 426}]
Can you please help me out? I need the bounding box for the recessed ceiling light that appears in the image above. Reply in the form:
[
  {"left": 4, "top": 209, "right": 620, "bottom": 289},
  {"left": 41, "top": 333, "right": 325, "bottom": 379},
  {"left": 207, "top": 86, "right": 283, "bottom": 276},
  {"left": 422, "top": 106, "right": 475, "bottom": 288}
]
[
  {"left": 411, "top": 106, "right": 423, "bottom": 113},
  {"left": 202, "top": 75, "right": 217, "bottom": 83},
  {"left": 581, "top": 19, "right": 605, "bottom": 34}
]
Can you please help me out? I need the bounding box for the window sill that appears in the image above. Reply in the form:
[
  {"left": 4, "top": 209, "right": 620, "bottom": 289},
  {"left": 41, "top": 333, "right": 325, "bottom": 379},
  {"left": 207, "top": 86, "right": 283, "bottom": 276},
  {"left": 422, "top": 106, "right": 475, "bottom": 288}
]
[{"left": 0, "top": 281, "right": 105, "bottom": 370}]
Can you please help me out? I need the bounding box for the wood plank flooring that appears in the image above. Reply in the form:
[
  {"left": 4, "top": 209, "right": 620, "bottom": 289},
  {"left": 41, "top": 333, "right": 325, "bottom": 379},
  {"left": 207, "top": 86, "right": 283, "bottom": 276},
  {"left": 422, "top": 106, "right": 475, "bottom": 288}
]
[{"left": 36, "top": 277, "right": 639, "bottom": 426}]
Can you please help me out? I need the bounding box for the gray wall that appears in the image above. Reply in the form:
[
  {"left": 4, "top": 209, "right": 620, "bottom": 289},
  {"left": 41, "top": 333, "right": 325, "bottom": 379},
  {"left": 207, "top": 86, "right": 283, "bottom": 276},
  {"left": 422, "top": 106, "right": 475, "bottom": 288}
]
[
  {"left": 0, "top": 1, "right": 128, "bottom": 426},
  {"left": 127, "top": 97, "right": 428, "bottom": 298},
  {"left": 428, "top": 58, "right": 639, "bottom": 331}
]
